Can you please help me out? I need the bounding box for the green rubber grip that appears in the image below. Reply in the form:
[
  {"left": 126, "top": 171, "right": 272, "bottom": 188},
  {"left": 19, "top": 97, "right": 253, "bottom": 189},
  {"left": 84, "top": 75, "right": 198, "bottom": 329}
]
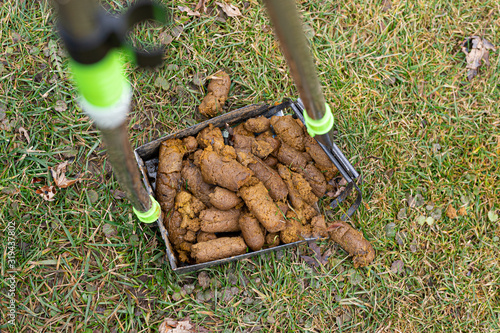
[
  {"left": 302, "top": 103, "right": 334, "bottom": 137},
  {"left": 69, "top": 50, "right": 127, "bottom": 107},
  {"left": 133, "top": 195, "right": 161, "bottom": 224}
]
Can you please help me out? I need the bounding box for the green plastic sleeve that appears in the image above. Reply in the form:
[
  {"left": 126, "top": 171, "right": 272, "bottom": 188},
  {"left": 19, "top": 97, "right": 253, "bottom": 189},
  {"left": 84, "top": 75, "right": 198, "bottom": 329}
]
[
  {"left": 69, "top": 50, "right": 127, "bottom": 107},
  {"left": 133, "top": 195, "right": 161, "bottom": 224},
  {"left": 302, "top": 103, "right": 334, "bottom": 137}
]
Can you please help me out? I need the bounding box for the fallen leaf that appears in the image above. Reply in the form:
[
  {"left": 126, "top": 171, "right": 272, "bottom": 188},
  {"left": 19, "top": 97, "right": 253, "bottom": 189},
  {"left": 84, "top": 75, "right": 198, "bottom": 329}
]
[
  {"left": 460, "top": 194, "right": 472, "bottom": 205},
  {"left": 178, "top": 6, "right": 201, "bottom": 17},
  {"left": 461, "top": 36, "right": 496, "bottom": 80},
  {"left": 129, "top": 234, "right": 140, "bottom": 246},
  {"left": 410, "top": 243, "right": 417, "bottom": 252},
  {"left": 18, "top": 127, "right": 30, "bottom": 144},
  {"left": 383, "top": 76, "right": 396, "bottom": 86},
  {"left": 167, "top": 64, "right": 179, "bottom": 71},
  {"left": 160, "top": 32, "right": 173, "bottom": 45},
  {"left": 338, "top": 178, "right": 348, "bottom": 186},
  {"left": 425, "top": 216, "right": 435, "bottom": 226},
  {"left": 31, "top": 177, "right": 43, "bottom": 184},
  {"left": 431, "top": 208, "right": 442, "bottom": 221},
  {"left": 432, "top": 143, "right": 441, "bottom": 154},
  {"left": 488, "top": 209, "right": 499, "bottom": 222},
  {"left": 458, "top": 207, "right": 467, "bottom": 216},
  {"left": 348, "top": 269, "right": 362, "bottom": 285},
  {"left": 397, "top": 208, "right": 407, "bottom": 220},
  {"left": 326, "top": 187, "right": 345, "bottom": 199},
  {"left": 301, "top": 242, "right": 331, "bottom": 268},
  {"left": 154, "top": 77, "right": 169, "bottom": 90},
  {"left": 1, "top": 185, "right": 20, "bottom": 196},
  {"left": 417, "top": 215, "right": 426, "bottom": 226},
  {"left": 192, "top": 72, "right": 205, "bottom": 87},
  {"left": 446, "top": 204, "right": 457, "bottom": 219},
  {"left": 381, "top": 0, "right": 392, "bottom": 12},
  {"left": 323, "top": 248, "right": 333, "bottom": 260},
  {"left": 172, "top": 25, "right": 184, "bottom": 38},
  {"left": 384, "top": 222, "right": 396, "bottom": 238},
  {"left": 215, "top": 2, "right": 242, "bottom": 17},
  {"left": 158, "top": 319, "right": 175, "bottom": 333},
  {"left": 308, "top": 242, "right": 329, "bottom": 265},
  {"left": 216, "top": 8, "right": 227, "bottom": 23},
  {"left": 49, "top": 161, "right": 81, "bottom": 189},
  {"left": 36, "top": 185, "right": 56, "bottom": 201},
  {"left": 407, "top": 193, "right": 424, "bottom": 208},
  {"left": 102, "top": 223, "right": 117, "bottom": 238},
  {"left": 172, "top": 292, "right": 182, "bottom": 302},
  {"left": 198, "top": 271, "right": 210, "bottom": 289},
  {"left": 396, "top": 232, "right": 405, "bottom": 246},
  {"left": 407, "top": 194, "right": 416, "bottom": 208},
  {"left": 300, "top": 255, "right": 320, "bottom": 268},
  {"left": 336, "top": 311, "right": 352, "bottom": 327},
  {"left": 87, "top": 189, "right": 98, "bottom": 204},
  {"left": 158, "top": 318, "right": 196, "bottom": 333},
  {"left": 0, "top": 103, "right": 5, "bottom": 121},
  {"left": 112, "top": 189, "right": 126, "bottom": 200},
  {"left": 390, "top": 260, "right": 404, "bottom": 274},
  {"left": 54, "top": 100, "right": 67, "bottom": 112},
  {"left": 195, "top": 0, "right": 207, "bottom": 13}
]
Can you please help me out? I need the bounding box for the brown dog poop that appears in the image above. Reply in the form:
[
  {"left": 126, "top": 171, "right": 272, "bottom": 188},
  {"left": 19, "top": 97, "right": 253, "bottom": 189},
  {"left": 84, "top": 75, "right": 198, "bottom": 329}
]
[
  {"left": 209, "top": 187, "right": 242, "bottom": 210},
  {"left": 239, "top": 213, "right": 265, "bottom": 251},
  {"left": 156, "top": 113, "right": 374, "bottom": 267},
  {"left": 328, "top": 221, "right": 375, "bottom": 268},
  {"left": 198, "top": 71, "right": 231, "bottom": 118},
  {"left": 191, "top": 237, "right": 247, "bottom": 263}
]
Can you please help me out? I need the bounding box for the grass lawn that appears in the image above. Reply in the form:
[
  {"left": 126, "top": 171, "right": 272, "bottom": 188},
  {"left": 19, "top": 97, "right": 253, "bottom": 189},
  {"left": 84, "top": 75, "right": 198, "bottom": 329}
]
[{"left": 1, "top": 0, "right": 499, "bottom": 332}]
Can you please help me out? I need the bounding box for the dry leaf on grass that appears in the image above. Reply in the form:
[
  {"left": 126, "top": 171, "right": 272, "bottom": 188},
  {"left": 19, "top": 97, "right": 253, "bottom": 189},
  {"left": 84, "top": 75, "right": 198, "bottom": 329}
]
[
  {"left": 326, "top": 177, "right": 347, "bottom": 198},
  {"left": 326, "top": 187, "right": 345, "bottom": 199},
  {"left": 172, "top": 25, "right": 184, "bottom": 38},
  {"left": 54, "top": 100, "right": 67, "bottom": 112},
  {"left": 487, "top": 210, "right": 499, "bottom": 222},
  {"left": 178, "top": 6, "right": 200, "bottom": 17},
  {"left": 195, "top": 0, "right": 207, "bottom": 13},
  {"left": 300, "top": 242, "right": 331, "bottom": 268},
  {"left": 2, "top": 185, "right": 20, "bottom": 196},
  {"left": 390, "top": 260, "right": 404, "bottom": 274},
  {"left": 18, "top": 127, "right": 30, "bottom": 144},
  {"left": 381, "top": 0, "right": 392, "bottom": 12},
  {"left": 112, "top": 189, "right": 126, "bottom": 200},
  {"left": 461, "top": 36, "right": 496, "bottom": 80},
  {"left": 215, "top": 2, "right": 242, "bottom": 17},
  {"left": 31, "top": 177, "right": 43, "bottom": 184},
  {"left": 36, "top": 185, "right": 56, "bottom": 201},
  {"left": 49, "top": 161, "right": 82, "bottom": 189},
  {"left": 158, "top": 318, "right": 209, "bottom": 333}
]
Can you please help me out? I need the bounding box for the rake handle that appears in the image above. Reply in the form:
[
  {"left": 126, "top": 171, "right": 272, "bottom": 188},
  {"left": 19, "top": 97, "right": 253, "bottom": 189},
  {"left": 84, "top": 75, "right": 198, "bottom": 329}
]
[{"left": 54, "top": 0, "right": 152, "bottom": 214}]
